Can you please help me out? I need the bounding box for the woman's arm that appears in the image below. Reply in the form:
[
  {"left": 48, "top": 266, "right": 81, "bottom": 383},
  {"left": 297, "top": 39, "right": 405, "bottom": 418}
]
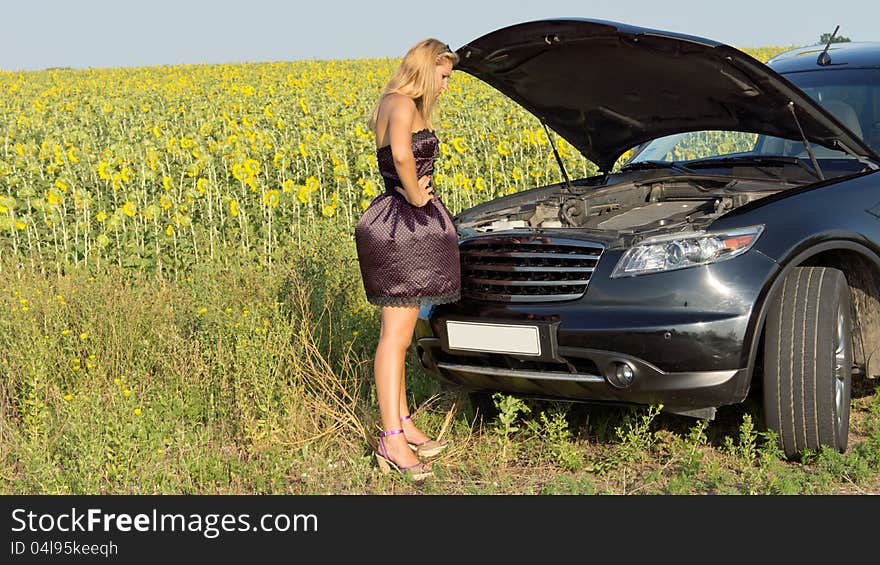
[{"left": 386, "top": 95, "right": 433, "bottom": 207}]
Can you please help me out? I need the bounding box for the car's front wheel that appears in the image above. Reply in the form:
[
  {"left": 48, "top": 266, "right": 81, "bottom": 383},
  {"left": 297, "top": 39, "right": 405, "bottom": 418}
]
[{"left": 763, "top": 266, "right": 852, "bottom": 459}]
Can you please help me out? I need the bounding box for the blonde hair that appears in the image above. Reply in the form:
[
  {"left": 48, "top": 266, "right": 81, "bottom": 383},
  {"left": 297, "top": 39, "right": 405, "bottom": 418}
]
[{"left": 368, "top": 38, "right": 459, "bottom": 133}]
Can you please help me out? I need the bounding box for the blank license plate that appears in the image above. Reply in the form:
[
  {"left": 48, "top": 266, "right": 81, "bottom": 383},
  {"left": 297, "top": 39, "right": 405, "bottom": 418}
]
[{"left": 446, "top": 321, "right": 541, "bottom": 356}]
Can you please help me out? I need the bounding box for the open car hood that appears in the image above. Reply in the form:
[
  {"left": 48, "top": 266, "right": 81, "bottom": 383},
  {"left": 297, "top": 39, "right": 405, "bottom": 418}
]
[{"left": 455, "top": 18, "right": 880, "bottom": 172}]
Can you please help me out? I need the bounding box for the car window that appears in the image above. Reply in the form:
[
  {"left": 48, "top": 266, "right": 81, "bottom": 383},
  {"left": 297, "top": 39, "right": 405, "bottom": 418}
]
[
  {"left": 625, "top": 67, "right": 880, "bottom": 166},
  {"left": 783, "top": 68, "right": 879, "bottom": 154},
  {"left": 628, "top": 131, "right": 759, "bottom": 163}
]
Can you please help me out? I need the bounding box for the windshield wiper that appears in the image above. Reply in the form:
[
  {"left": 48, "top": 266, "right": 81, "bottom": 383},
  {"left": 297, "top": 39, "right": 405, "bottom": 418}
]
[
  {"left": 827, "top": 139, "right": 880, "bottom": 171},
  {"left": 618, "top": 160, "right": 696, "bottom": 175},
  {"left": 684, "top": 155, "right": 823, "bottom": 181}
]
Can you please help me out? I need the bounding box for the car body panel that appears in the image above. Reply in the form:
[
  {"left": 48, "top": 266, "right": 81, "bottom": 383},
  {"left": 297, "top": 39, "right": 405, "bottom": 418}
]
[
  {"left": 455, "top": 18, "right": 879, "bottom": 171},
  {"left": 417, "top": 23, "right": 880, "bottom": 420},
  {"left": 419, "top": 169, "right": 880, "bottom": 410},
  {"left": 416, "top": 244, "right": 775, "bottom": 410},
  {"left": 766, "top": 41, "right": 880, "bottom": 73},
  {"left": 719, "top": 169, "right": 880, "bottom": 261}
]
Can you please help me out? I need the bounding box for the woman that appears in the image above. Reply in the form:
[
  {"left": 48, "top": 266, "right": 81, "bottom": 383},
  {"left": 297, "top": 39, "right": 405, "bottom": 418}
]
[{"left": 354, "top": 39, "right": 460, "bottom": 481}]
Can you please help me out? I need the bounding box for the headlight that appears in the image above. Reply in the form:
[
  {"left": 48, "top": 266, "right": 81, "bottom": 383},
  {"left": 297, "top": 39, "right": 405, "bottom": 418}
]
[{"left": 611, "top": 225, "right": 764, "bottom": 278}]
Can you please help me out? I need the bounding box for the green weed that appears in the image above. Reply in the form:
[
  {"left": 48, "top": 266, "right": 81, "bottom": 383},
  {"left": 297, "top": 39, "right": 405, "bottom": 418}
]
[{"left": 2, "top": 253, "right": 879, "bottom": 494}]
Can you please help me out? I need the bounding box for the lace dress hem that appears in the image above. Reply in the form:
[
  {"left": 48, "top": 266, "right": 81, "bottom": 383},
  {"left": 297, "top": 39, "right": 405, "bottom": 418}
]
[{"left": 366, "top": 291, "right": 461, "bottom": 307}]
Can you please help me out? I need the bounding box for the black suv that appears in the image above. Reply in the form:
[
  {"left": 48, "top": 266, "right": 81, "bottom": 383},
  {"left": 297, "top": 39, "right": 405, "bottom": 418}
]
[{"left": 415, "top": 19, "right": 880, "bottom": 458}]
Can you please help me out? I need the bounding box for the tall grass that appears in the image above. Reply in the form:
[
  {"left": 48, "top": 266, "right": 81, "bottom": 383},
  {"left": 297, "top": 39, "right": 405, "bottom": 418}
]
[
  {"left": 2, "top": 222, "right": 879, "bottom": 494},
  {"left": 3, "top": 46, "right": 880, "bottom": 494},
  {"left": 0, "top": 222, "right": 384, "bottom": 493}
]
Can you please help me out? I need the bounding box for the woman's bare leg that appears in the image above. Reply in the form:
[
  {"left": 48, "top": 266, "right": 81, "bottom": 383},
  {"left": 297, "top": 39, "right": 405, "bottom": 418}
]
[
  {"left": 399, "top": 375, "right": 444, "bottom": 447},
  {"left": 374, "top": 305, "right": 424, "bottom": 468},
  {"left": 394, "top": 319, "right": 447, "bottom": 449}
]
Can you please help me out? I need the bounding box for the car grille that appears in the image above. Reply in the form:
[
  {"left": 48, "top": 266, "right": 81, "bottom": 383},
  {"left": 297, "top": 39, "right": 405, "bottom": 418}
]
[{"left": 459, "top": 236, "right": 605, "bottom": 302}]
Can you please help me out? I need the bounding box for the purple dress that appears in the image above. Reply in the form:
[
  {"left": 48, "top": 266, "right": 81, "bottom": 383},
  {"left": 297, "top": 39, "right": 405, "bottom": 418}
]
[{"left": 354, "top": 129, "right": 461, "bottom": 307}]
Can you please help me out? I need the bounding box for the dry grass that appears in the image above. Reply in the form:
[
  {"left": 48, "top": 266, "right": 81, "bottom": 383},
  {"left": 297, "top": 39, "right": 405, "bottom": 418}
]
[{"left": 1, "top": 230, "right": 879, "bottom": 495}]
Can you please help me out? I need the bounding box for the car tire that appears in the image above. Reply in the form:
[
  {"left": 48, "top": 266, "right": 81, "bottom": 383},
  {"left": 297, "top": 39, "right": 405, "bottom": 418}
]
[{"left": 763, "top": 266, "right": 852, "bottom": 459}]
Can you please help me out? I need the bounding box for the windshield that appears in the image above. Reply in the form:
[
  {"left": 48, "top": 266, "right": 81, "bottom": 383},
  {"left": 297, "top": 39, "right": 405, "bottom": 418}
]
[{"left": 625, "top": 68, "right": 880, "bottom": 166}]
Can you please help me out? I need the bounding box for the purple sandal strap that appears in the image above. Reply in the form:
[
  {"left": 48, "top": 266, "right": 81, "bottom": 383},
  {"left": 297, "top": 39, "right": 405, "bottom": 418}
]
[
  {"left": 398, "top": 461, "right": 425, "bottom": 472},
  {"left": 400, "top": 415, "right": 412, "bottom": 422},
  {"left": 377, "top": 429, "right": 429, "bottom": 473}
]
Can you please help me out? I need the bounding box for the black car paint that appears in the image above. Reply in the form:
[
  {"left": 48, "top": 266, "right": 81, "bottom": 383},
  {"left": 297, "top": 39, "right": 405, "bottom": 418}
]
[
  {"left": 417, "top": 165, "right": 880, "bottom": 414},
  {"left": 415, "top": 20, "right": 880, "bottom": 419},
  {"left": 417, "top": 238, "right": 773, "bottom": 413},
  {"left": 453, "top": 18, "right": 878, "bottom": 171}
]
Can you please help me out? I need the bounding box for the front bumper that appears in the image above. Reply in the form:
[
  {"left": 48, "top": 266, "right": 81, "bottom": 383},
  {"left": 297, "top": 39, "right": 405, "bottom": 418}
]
[
  {"left": 416, "top": 334, "right": 747, "bottom": 416},
  {"left": 415, "top": 248, "right": 779, "bottom": 415}
]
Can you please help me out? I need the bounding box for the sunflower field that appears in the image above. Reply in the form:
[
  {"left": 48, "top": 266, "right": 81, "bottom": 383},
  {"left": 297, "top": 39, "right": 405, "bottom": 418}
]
[
  {"left": 10, "top": 45, "right": 859, "bottom": 497},
  {"left": 0, "top": 47, "right": 794, "bottom": 278}
]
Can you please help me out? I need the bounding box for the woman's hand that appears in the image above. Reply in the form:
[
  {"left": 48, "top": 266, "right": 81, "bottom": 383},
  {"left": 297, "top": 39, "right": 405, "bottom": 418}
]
[{"left": 394, "top": 175, "right": 434, "bottom": 207}]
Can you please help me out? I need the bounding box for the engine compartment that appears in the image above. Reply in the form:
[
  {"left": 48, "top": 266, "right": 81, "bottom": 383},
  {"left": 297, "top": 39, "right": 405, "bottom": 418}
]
[{"left": 456, "top": 174, "right": 788, "bottom": 240}]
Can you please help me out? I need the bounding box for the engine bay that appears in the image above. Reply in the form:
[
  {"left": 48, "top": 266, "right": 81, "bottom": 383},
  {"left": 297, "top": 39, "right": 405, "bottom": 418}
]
[{"left": 456, "top": 174, "right": 789, "bottom": 239}]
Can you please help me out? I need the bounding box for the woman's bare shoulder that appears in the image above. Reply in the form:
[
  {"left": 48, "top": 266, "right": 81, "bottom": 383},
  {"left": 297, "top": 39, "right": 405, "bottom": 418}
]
[{"left": 383, "top": 92, "right": 416, "bottom": 113}]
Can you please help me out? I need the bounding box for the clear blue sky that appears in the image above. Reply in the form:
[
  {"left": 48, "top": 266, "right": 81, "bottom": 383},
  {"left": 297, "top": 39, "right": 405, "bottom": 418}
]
[{"left": 0, "top": 0, "right": 875, "bottom": 71}]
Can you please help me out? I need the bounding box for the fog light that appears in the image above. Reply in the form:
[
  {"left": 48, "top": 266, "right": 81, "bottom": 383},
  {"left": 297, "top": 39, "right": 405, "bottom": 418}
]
[{"left": 607, "top": 362, "right": 635, "bottom": 388}]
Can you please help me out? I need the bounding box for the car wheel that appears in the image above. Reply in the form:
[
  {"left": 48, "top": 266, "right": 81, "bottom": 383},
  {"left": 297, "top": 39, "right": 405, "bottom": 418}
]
[
  {"left": 468, "top": 392, "right": 499, "bottom": 422},
  {"left": 763, "top": 266, "right": 852, "bottom": 459}
]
